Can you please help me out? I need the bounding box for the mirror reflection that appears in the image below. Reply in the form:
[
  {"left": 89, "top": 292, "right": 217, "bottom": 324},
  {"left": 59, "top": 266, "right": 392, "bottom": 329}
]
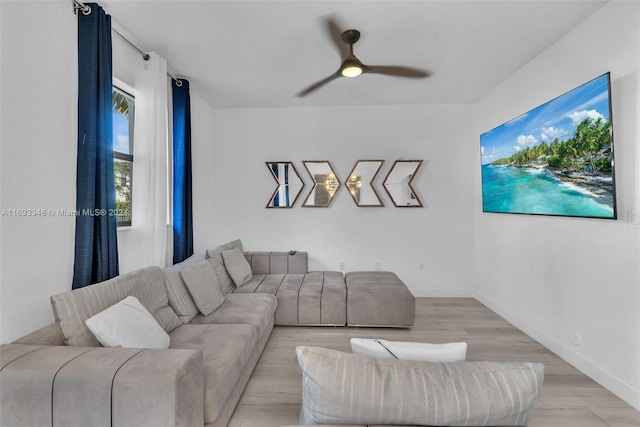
[
  {"left": 383, "top": 160, "right": 423, "bottom": 207},
  {"left": 302, "top": 161, "right": 341, "bottom": 207},
  {"left": 346, "top": 160, "right": 385, "bottom": 207},
  {"left": 265, "top": 162, "right": 305, "bottom": 208}
]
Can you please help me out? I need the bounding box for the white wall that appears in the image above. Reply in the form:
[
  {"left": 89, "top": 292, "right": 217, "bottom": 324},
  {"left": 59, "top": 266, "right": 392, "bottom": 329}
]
[
  {"left": 473, "top": 1, "right": 640, "bottom": 409},
  {"left": 192, "top": 104, "right": 476, "bottom": 296},
  {"left": 0, "top": 1, "right": 77, "bottom": 343}
]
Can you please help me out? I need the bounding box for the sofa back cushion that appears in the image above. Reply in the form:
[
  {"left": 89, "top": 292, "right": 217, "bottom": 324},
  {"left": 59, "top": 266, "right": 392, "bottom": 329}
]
[
  {"left": 206, "top": 249, "right": 235, "bottom": 294},
  {"left": 51, "top": 266, "right": 181, "bottom": 347},
  {"left": 179, "top": 261, "right": 226, "bottom": 316},
  {"left": 244, "top": 251, "right": 308, "bottom": 275},
  {"left": 295, "top": 346, "right": 544, "bottom": 426},
  {"left": 221, "top": 248, "right": 253, "bottom": 287},
  {"left": 163, "top": 253, "right": 205, "bottom": 322},
  {"left": 206, "top": 239, "right": 243, "bottom": 294},
  {"left": 129, "top": 267, "right": 183, "bottom": 333}
]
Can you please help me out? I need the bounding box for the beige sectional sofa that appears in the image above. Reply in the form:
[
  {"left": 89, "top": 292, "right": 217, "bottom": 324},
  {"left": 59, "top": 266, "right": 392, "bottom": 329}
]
[
  {"left": 0, "top": 240, "right": 546, "bottom": 427},
  {"left": 0, "top": 241, "right": 418, "bottom": 427}
]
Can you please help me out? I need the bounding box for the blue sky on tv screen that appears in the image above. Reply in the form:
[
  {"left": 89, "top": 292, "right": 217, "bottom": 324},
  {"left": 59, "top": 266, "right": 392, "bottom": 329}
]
[{"left": 480, "top": 74, "right": 610, "bottom": 165}]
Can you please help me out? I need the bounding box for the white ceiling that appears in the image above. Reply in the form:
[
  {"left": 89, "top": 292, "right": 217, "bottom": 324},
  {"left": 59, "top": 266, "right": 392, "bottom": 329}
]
[{"left": 101, "top": 0, "right": 608, "bottom": 109}]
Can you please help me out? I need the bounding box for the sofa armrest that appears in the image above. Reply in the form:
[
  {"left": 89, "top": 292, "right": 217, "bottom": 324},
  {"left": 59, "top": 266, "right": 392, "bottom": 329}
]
[
  {"left": 12, "top": 322, "right": 65, "bottom": 346},
  {"left": 245, "top": 251, "right": 308, "bottom": 274},
  {"left": 0, "top": 344, "right": 203, "bottom": 427}
]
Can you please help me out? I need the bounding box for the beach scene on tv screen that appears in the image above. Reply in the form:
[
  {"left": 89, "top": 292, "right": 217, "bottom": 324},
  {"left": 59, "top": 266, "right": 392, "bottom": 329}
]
[{"left": 480, "top": 74, "right": 615, "bottom": 219}]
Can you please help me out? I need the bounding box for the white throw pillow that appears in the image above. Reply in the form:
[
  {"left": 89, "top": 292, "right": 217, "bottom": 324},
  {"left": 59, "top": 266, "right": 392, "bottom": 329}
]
[
  {"left": 351, "top": 338, "right": 467, "bottom": 362},
  {"left": 85, "top": 296, "right": 170, "bottom": 349},
  {"left": 221, "top": 247, "right": 253, "bottom": 287}
]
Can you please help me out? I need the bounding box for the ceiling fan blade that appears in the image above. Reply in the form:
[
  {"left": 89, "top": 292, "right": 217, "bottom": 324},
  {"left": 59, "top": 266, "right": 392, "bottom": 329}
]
[
  {"left": 297, "top": 72, "right": 340, "bottom": 97},
  {"left": 365, "top": 65, "right": 431, "bottom": 78},
  {"left": 324, "top": 16, "right": 349, "bottom": 60}
]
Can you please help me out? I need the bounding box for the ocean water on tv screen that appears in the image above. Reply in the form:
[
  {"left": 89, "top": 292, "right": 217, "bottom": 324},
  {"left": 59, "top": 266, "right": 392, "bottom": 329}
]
[{"left": 482, "top": 165, "right": 614, "bottom": 218}]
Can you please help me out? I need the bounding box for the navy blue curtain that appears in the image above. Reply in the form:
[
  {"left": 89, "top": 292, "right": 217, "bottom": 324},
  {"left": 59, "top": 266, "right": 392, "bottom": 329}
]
[
  {"left": 73, "top": 3, "right": 119, "bottom": 289},
  {"left": 172, "top": 79, "right": 193, "bottom": 264}
]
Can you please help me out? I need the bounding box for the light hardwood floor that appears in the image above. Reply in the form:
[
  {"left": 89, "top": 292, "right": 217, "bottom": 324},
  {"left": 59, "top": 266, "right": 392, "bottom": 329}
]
[{"left": 228, "top": 298, "right": 640, "bottom": 427}]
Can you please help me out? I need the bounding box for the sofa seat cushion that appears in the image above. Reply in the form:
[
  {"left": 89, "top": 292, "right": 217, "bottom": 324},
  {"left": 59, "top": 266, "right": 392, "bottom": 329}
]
[
  {"left": 169, "top": 324, "right": 258, "bottom": 424},
  {"left": 231, "top": 274, "right": 272, "bottom": 293},
  {"left": 189, "top": 293, "right": 276, "bottom": 340},
  {"left": 232, "top": 273, "right": 346, "bottom": 325},
  {"left": 301, "top": 271, "right": 346, "bottom": 325}
]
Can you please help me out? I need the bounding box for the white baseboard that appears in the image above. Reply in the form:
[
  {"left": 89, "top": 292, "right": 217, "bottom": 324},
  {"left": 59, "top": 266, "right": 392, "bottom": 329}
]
[
  {"left": 411, "top": 289, "right": 475, "bottom": 298},
  {"left": 475, "top": 292, "right": 640, "bottom": 411}
]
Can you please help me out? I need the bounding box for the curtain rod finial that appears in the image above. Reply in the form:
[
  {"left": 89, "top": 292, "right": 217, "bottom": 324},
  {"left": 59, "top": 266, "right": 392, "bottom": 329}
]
[{"left": 72, "top": 0, "right": 91, "bottom": 15}]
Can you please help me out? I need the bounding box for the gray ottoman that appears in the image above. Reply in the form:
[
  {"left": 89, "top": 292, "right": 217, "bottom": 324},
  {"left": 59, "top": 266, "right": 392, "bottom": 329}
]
[{"left": 346, "top": 271, "right": 415, "bottom": 327}]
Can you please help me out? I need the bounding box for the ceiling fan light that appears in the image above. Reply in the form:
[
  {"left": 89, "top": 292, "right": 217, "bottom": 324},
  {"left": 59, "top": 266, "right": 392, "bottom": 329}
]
[{"left": 341, "top": 65, "right": 363, "bottom": 78}]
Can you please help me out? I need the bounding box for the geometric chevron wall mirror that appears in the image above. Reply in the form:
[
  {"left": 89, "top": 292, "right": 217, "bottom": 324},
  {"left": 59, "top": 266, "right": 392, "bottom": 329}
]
[
  {"left": 265, "top": 162, "right": 305, "bottom": 208},
  {"left": 265, "top": 159, "right": 424, "bottom": 208},
  {"left": 302, "top": 160, "right": 341, "bottom": 208},
  {"left": 383, "top": 160, "right": 423, "bottom": 207},
  {"left": 345, "top": 160, "right": 385, "bottom": 207}
]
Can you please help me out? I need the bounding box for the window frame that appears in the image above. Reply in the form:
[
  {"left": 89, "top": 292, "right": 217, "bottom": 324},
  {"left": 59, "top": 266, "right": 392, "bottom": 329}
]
[{"left": 112, "top": 83, "right": 135, "bottom": 227}]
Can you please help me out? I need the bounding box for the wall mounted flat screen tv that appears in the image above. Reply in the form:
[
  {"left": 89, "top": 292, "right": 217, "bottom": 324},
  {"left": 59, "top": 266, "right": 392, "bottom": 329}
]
[{"left": 480, "top": 73, "right": 616, "bottom": 219}]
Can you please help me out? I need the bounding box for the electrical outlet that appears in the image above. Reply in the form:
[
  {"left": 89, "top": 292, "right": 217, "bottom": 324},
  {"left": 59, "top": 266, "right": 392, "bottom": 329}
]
[
  {"left": 419, "top": 262, "right": 425, "bottom": 271},
  {"left": 629, "top": 210, "right": 640, "bottom": 230},
  {"left": 374, "top": 261, "right": 381, "bottom": 271},
  {"left": 339, "top": 262, "right": 345, "bottom": 271}
]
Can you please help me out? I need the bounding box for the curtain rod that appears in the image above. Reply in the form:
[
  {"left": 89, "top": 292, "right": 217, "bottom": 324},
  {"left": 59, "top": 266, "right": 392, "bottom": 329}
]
[{"left": 72, "top": 0, "right": 182, "bottom": 86}]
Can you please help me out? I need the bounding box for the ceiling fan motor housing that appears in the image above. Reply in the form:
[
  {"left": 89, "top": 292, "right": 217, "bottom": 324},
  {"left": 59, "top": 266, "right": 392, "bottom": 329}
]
[{"left": 341, "top": 29, "right": 360, "bottom": 45}]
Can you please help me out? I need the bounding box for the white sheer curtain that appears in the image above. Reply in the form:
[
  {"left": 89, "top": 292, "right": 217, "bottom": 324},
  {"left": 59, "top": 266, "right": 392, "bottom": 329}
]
[{"left": 131, "top": 52, "right": 170, "bottom": 267}]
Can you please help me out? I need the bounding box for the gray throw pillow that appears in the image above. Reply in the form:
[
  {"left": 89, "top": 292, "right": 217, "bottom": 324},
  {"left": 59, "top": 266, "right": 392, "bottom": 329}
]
[
  {"left": 206, "top": 249, "right": 235, "bottom": 293},
  {"left": 179, "top": 261, "right": 225, "bottom": 316},
  {"left": 219, "top": 238, "right": 243, "bottom": 252},
  {"left": 163, "top": 253, "right": 205, "bottom": 323},
  {"left": 221, "top": 247, "right": 253, "bottom": 287},
  {"left": 295, "top": 346, "right": 544, "bottom": 426},
  {"left": 206, "top": 239, "right": 244, "bottom": 293}
]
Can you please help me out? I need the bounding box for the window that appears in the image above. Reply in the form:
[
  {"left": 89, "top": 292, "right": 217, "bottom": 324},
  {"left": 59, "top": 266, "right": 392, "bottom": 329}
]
[{"left": 112, "top": 86, "right": 134, "bottom": 226}]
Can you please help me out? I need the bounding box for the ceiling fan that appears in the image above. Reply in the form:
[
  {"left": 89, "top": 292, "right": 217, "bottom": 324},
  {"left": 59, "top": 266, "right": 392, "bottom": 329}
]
[{"left": 297, "top": 17, "right": 431, "bottom": 97}]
